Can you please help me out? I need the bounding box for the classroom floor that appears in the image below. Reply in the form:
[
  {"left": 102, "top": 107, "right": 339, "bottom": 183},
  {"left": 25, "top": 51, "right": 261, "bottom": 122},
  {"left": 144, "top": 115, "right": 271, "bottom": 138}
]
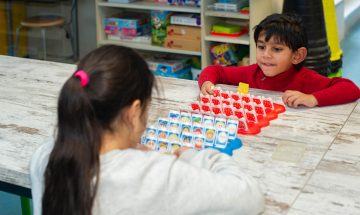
[{"left": 1, "top": 19, "right": 360, "bottom": 215}]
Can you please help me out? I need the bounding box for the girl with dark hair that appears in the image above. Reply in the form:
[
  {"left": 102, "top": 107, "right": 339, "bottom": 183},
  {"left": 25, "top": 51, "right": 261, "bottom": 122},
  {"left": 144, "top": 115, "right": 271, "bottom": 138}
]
[{"left": 30, "top": 45, "right": 264, "bottom": 215}]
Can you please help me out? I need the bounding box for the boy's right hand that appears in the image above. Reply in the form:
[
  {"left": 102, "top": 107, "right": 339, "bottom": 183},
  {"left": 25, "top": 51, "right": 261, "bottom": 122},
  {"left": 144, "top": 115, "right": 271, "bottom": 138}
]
[{"left": 201, "top": 81, "right": 215, "bottom": 95}]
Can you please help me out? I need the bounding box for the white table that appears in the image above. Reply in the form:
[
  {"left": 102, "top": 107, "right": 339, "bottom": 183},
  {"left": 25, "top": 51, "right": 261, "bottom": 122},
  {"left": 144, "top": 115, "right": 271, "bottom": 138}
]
[{"left": 0, "top": 56, "right": 359, "bottom": 214}]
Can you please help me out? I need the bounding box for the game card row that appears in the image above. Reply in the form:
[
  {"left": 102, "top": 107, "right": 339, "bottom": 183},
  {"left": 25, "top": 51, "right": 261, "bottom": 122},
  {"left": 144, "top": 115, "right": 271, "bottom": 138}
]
[{"left": 141, "top": 110, "right": 240, "bottom": 153}]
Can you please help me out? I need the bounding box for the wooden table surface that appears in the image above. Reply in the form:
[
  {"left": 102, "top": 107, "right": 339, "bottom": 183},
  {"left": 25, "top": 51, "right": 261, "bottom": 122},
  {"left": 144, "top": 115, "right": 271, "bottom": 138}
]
[{"left": 0, "top": 55, "right": 359, "bottom": 214}]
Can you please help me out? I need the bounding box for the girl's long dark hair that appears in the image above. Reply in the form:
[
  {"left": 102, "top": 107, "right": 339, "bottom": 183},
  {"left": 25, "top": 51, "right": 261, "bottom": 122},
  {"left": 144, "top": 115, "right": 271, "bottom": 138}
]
[{"left": 42, "top": 45, "right": 154, "bottom": 215}]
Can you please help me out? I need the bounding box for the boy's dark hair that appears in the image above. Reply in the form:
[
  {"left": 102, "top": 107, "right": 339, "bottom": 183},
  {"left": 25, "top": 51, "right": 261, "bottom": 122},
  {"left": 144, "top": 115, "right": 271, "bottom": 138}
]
[
  {"left": 254, "top": 13, "right": 308, "bottom": 51},
  {"left": 42, "top": 45, "right": 155, "bottom": 215}
]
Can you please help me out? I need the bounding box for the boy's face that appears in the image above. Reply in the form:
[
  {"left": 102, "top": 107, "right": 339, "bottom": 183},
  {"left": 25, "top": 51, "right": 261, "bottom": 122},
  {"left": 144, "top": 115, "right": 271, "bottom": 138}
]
[{"left": 256, "top": 32, "right": 298, "bottom": 77}]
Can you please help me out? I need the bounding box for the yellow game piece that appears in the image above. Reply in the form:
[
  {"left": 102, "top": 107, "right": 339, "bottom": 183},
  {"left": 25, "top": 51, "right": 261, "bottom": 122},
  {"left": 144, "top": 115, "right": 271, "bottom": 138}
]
[{"left": 238, "top": 82, "right": 249, "bottom": 94}]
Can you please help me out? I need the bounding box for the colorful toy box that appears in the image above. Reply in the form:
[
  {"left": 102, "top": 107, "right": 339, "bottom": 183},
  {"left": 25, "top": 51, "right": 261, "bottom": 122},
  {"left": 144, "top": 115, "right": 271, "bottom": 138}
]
[
  {"left": 167, "top": 0, "right": 201, "bottom": 7},
  {"left": 146, "top": 0, "right": 168, "bottom": 3},
  {"left": 154, "top": 66, "right": 193, "bottom": 80},
  {"left": 146, "top": 54, "right": 191, "bottom": 73},
  {"left": 104, "top": 24, "right": 150, "bottom": 37},
  {"left": 104, "top": 13, "right": 149, "bottom": 29},
  {"left": 104, "top": 13, "right": 150, "bottom": 38},
  {"left": 108, "top": 0, "right": 139, "bottom": 3},
  {"left": 210, "top": 43, "right": 239, "bottom": 66},
  {"left": 151, "top": 10, "right": 173, "bottom": 46}
]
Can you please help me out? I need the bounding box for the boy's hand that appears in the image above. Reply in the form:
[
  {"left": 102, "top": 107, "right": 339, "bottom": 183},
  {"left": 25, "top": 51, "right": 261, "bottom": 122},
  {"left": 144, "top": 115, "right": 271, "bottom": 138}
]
[
  {"left": 282, "top": 90, "right": 318, "bottom": 108},
  {"left": 201, "top": 81, "right": 215, "bottom": 95}
]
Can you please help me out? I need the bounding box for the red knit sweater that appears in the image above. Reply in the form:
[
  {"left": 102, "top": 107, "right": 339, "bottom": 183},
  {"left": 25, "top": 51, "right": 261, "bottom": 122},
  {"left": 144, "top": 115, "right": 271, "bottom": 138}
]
[{"left": 198, "top": 64, "right": 360, "bottom": 107}]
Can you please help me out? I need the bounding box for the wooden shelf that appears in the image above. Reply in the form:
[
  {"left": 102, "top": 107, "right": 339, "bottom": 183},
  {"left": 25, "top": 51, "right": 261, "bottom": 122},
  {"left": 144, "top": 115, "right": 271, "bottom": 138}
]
[
  {"left": 98, "top": 39, "right": 202, "bottom": 56},
  {"left": 204, "top": 35, "right": 250, "bottom": 45},
  {"left": 98, "top": 1, "right": 201, "bottom": 13},
  {"left": 204, "top": 10, "right": 249, "bottom": 19},
  {"left": 96, "top": 0, "right": 273, "bottom": 69}
]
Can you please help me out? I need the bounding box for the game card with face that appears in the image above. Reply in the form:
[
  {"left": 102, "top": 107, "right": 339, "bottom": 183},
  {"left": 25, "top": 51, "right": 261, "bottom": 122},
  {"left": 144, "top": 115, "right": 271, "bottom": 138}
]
[
  {"left": 168, "top": 132, "right": 180, "bottom": 142},
  {"left": 158, "top": 118, "right": 169, "bottom": 130},
  {"left": 215, "top": 117, "right": 227, "bottom": 130},
  {"left": 192, "top": 125, "right": 204, "bottom": 136},
  {"left": 204, "top": 127, "right": 216, "bottom": 146},
  {"left": 203, "top": 115, "right": 215, "bottom": 127},
  {"left": 193, "top": 134, "right": 205, "bottom": 150},
  {"left": 145, "top": 138, "right": 158, "bottom": 150},
  {"left": 191, "top": 113, "right": 203, "bottom": 126},
  {"left": 180, "top": 133, "right": 193, "bottom": 147},
  {"left": 226, "top": 119, "right": 239, "bottom": 139},
  {"left": 158, "top": 140, "right": 169, "bottom": 153},
  {"left": 180, "top": 111, "right": 192, "bottom": 124},
  {"left": 215, "top": 129, "right": 229, "bottom": 149},
  {"left": 157, "top": 130, "right": 169, "bottom": 140},
  {"left": 169, "top": 141, "right": 182, "bottom": 154},
  {"left": 168, "top": 110, "right": 180, "bottom": 122},
  {"left": 181, "top": 123, "right": 192, "bottom": 134},
  {"left": 146, "top": 127, "right": 157, "bottom": 139},
  {"left": 169, "top": 121, "right": 180, "bottom": 132}
]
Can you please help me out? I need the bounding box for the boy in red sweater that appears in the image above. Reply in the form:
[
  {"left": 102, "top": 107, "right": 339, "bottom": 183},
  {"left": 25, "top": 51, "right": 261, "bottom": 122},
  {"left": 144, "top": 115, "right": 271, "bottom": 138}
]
[{"left": 199, "top": 13, "right": 360, "bottom": 107}]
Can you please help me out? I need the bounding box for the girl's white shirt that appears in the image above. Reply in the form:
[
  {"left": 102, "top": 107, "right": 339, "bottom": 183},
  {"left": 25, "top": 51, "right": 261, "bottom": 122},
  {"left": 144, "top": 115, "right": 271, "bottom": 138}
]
[{"left": 30, "top": 141, "right": 264, "bottom": 215}]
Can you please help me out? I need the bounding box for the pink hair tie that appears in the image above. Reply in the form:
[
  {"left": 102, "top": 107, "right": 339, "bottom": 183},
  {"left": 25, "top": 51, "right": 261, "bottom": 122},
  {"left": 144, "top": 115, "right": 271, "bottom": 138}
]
[{"left": 74, "top": 70, "right": 89, "bottom": 87}]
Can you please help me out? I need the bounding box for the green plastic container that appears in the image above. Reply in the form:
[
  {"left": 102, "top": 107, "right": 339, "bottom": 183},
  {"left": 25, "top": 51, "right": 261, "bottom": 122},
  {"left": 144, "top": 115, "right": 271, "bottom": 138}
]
[{"left": 212, "top": 23, "right": 241, "bottom": 34}]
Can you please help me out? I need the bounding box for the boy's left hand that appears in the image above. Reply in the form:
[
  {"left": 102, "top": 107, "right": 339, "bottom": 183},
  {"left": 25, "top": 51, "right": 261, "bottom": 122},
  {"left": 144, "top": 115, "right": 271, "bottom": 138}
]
[{"left": 282, "top": 90, "right": 318, "bottom": 108}]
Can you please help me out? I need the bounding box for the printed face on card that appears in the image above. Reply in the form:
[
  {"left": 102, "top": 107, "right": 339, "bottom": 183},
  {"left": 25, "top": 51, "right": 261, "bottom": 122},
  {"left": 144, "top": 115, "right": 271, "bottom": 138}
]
[
  {"left": 169, "top": 122, "right": 180, "bottom": 132},
  {"left": 192, "top": 125, "right": 203, "bottom": 136},
  {"left": 158, "top": 140, "right": 169, "bottom": 153},
  {"left": 203, "top": 115, "right": 214, "bottom": 127},
  {"left": 158, "top": 118, "right": 169, "bottom": 130},
  {"left": 169, "top": 142, "right": 181, "bottom": 154},
  {"left": 215, "top": 118, "right": 227, "bottom": 130},
  {"left": 181, "top": 123, "right": 192, "bottom": 134},
  {"left": 157, "top": 130, "right": 168, "bottom": 140},
  {"left": 168, "top": 111, "right": 180, "bottom": 122},
  {"left": 168, "top": 132, "right": 180, "bottom": 142},
  {"left": 191, "top": 113, "right": 203, "bottom": 126},
  {"left": 215, "top": 130, "right": 228, "bottom": 148},
  {"left": 180, "top": 112, "right": 191, "bottom": 123},
  {"left": 146, "top": 127, "right": 157, "bottom": 139},
  {"left": 193, "top": 135, "right": 205, "bottom": 149},
  {"left": 145, "top": 138, "right": 157, "bottom": 150}
]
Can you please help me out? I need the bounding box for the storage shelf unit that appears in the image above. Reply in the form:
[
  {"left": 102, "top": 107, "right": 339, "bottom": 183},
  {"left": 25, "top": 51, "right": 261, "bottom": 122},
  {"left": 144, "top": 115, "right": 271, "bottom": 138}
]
[
  {"left": 95, "top": 0, "right": 273, "bottom": 69},
  {"left": 98, "top": 38, "right": 202, "bottom": 56},
  {"left": 98, "top": 1, "right": 201, "bottom": 13}
]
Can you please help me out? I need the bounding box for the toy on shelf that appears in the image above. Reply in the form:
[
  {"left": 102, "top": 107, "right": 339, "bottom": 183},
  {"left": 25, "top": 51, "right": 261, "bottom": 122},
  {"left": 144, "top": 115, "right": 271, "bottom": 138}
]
[
  {"left": 210, "top": 43, "right": 239, "bottom": 66},
  {"left": 189, "top": 86, "right": 286, "bottom": 135},
  {"left": 103, "top": 12, "right": 150, "bottom": 39},
  {"left": 211, "top": 23, "right": 248, "bottom": 37},
  {"left": 142, "top": 110, "right": 242, "bottom": 156},
  {"left": 151, "top": 10, "right": 173, "bottom": 46},
  {"left": 146, "top": 54, "right": 193, "bottom": 80}
]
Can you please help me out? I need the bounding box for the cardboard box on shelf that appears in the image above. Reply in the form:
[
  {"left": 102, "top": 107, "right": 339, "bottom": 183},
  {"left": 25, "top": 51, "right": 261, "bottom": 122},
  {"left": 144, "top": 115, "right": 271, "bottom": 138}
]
[
  {"left": 164, "top": 37, "right": 201, "bottom": 52},
  {"left": 167, "top": 25, "right": 201, "bottom": 40},
  {"left": 170, "top": 13, "right": 201, "bottom": 27}
]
